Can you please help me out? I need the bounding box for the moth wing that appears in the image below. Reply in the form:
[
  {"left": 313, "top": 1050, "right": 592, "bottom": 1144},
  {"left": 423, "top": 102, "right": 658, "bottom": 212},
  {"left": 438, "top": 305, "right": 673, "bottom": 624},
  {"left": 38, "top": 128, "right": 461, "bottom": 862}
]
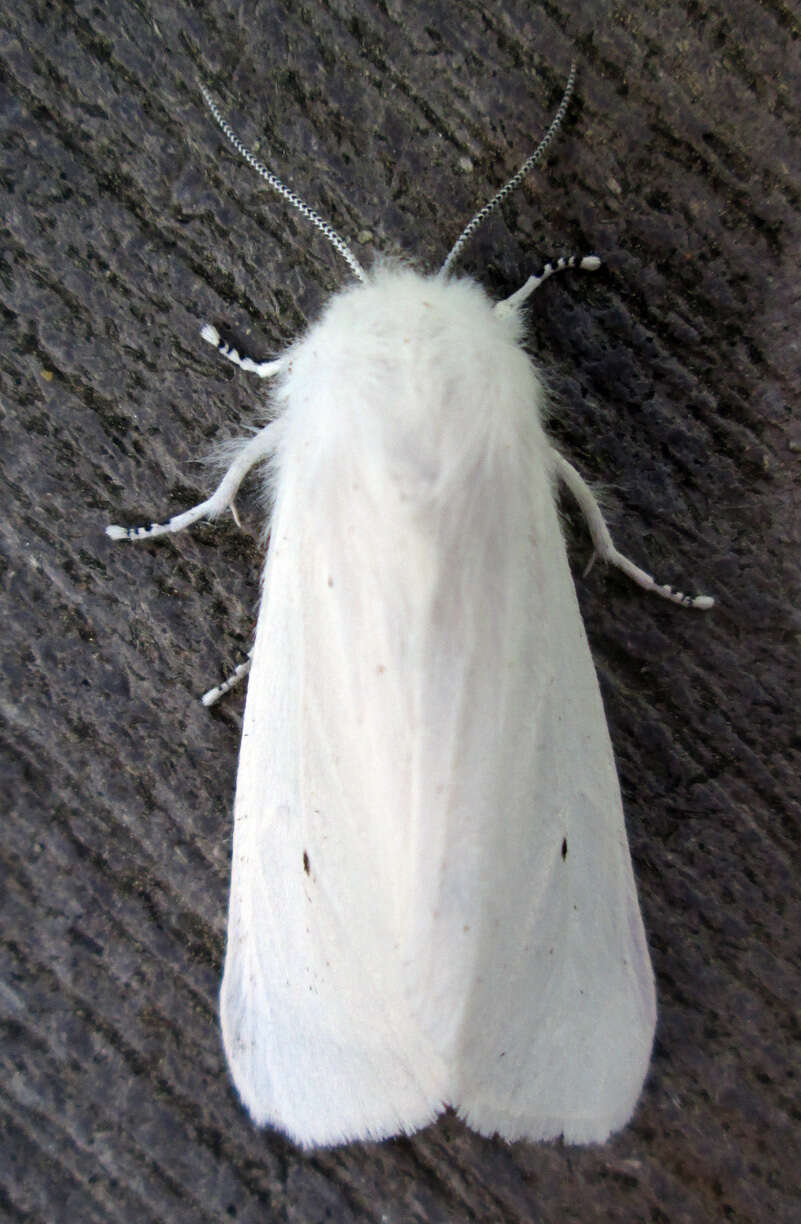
[
  {"left": 408, "top": 448, "right": 657, "bottom": 1144},
  {"left": 219, "top": 460, "right": 449, "bottom": 1148}
]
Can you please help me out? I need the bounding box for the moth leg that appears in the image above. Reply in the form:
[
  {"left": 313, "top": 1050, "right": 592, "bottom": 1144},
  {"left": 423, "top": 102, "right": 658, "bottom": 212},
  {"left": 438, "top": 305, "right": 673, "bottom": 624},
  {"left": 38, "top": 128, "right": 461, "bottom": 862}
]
[
  {"left": 106, "top": 424, "right": 278, "bottom": 541},
  {"left": 495, "top": 254, "right": 601, "bottom": 317},
  {"left": 552, "top": 449, "right": 714, "bottom": 610},
  {"left": 201, "top": 650, "right": 253, "bottom": 707},
  {"left": 201, "top": 323, "right": 283, "bottom": 379}
]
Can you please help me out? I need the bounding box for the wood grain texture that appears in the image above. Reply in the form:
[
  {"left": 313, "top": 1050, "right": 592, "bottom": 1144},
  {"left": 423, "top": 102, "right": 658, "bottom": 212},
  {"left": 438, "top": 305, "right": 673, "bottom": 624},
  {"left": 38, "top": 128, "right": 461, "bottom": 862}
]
[{"left": 1, "top": 2, "right": 799, "bottom": 1220}]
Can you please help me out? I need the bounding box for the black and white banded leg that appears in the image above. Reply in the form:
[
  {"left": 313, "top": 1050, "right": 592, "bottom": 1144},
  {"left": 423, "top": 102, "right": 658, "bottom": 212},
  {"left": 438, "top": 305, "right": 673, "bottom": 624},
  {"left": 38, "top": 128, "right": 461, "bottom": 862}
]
[
  {"left": 495, "top": 254, "right": 601, "bottom": 317},
  {"left": 106, "top": 423, "right": 279, "bottom": 541},
  {"left": 200, "top": 323, "right": 284, "bottom": 379},
  {"left": 552, "top": 450, "right": 714, "bottom": 609},
  {"left": 202, "top": 651, "right": 254, "bottom": 707}
]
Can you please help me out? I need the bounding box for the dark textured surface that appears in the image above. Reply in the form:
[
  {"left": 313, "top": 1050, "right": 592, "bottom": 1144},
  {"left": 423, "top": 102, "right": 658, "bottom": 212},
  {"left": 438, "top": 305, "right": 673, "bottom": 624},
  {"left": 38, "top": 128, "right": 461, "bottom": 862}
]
[{"left": 1, "top": 2, "right": 799, "bottom": 1221}]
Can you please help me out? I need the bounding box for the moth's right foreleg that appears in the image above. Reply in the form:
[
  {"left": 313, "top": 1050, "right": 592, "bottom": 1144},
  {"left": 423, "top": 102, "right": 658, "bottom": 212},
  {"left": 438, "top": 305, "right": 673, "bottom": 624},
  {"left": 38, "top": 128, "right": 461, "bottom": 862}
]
[{"left": 495, "top": 254, "right": 601, "bottom": 317}]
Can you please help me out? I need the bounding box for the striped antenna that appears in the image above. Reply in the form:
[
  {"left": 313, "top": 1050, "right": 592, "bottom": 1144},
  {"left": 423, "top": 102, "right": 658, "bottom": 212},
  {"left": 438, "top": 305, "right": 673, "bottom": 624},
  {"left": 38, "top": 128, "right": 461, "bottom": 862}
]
[
  {"left": 200, "top": 83, "right": 367, "bottom": 283},
  {"left": 441, "top": 63, "right": 577, "bottom": 276}
]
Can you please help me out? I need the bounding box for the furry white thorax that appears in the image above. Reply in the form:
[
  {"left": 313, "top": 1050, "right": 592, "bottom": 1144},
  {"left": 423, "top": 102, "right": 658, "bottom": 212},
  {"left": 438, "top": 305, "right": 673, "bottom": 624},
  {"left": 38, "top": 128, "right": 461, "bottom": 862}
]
[{"left": 269, "top": 265, "right": 550, "bottom": 509}]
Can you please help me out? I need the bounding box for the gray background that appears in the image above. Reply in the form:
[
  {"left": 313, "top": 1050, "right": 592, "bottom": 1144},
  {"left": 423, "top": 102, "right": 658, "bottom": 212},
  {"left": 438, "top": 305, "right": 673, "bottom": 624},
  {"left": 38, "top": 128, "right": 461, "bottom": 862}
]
[{"left": 2, "top": 1, "right": 799, "bottom": 1221}]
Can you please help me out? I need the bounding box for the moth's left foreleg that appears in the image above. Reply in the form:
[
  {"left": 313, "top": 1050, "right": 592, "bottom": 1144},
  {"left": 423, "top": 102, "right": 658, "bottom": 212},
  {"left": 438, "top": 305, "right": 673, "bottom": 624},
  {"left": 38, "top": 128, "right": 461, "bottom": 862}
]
[
  {"left": 201, "top": 323, "right": 283, "bottom": 379},
  {"left": 552, "top": 449, "right": 714, "bottom": 610}
]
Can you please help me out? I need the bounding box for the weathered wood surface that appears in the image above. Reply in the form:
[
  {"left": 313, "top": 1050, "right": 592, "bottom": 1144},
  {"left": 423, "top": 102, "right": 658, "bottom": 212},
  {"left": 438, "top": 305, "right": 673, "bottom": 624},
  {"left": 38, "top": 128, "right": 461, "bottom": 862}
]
[{"left": 2, "top": 2, "right": 799, "bottom": 1220}]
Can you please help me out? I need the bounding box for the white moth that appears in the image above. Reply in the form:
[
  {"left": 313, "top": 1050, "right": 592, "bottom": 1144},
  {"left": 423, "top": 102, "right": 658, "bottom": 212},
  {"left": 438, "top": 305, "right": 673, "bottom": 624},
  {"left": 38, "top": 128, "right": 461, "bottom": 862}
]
[{"left": 107, "top": 65, "right": 713, "bottom": 1148}]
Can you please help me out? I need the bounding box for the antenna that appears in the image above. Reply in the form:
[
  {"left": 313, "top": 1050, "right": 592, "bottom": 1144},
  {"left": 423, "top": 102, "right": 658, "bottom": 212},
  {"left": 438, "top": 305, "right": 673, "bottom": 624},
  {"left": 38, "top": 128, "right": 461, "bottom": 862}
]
[
  {"left": 441, "top": 63, "right": 577, "bottom": 277},
  {"left": 199, "top": 83, "right": 367, "bottom": 283}
]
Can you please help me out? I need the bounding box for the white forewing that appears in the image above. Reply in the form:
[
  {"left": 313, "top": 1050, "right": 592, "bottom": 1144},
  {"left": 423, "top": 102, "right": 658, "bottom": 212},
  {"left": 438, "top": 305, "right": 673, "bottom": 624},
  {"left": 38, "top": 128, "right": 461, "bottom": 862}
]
[{"left": 220, "top": 267, "right": 656, "bottom": 1147}]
